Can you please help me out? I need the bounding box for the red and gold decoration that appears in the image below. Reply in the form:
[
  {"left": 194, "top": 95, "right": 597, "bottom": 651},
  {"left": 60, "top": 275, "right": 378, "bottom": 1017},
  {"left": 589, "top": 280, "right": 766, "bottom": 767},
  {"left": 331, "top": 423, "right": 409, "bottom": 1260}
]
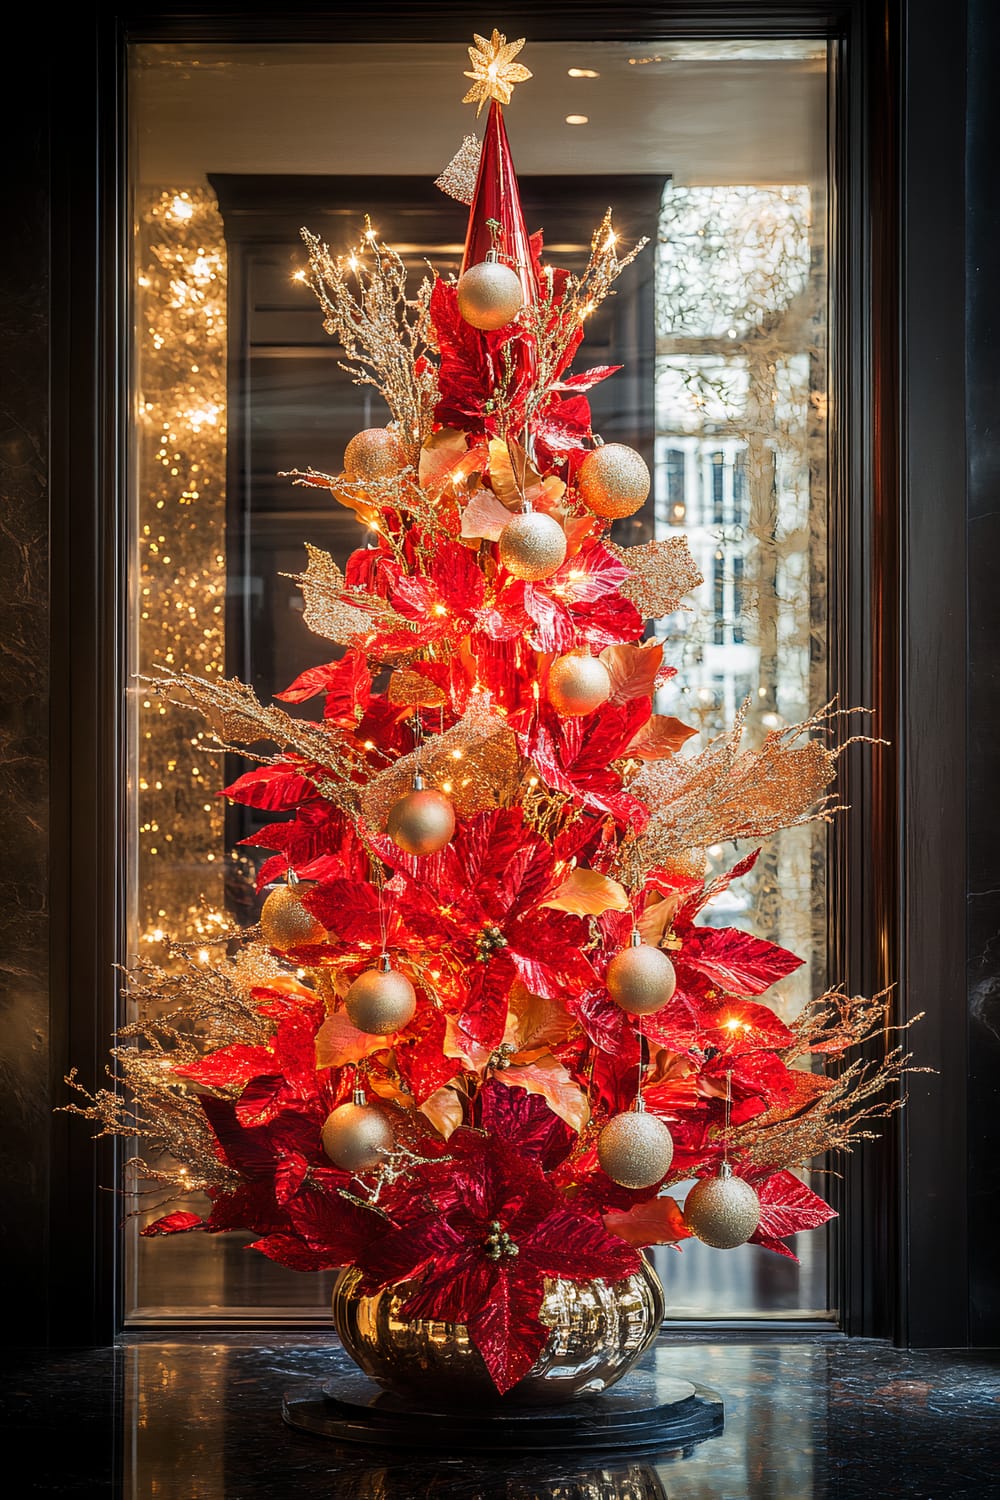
[
  {"left": 498, "top": 511, "right": 567, "bottom": 581},
  {"left": 345, "top": 956, "right": 418, "bottom": 1036},
  {"left": 66, "top": 31, "right": 912, "bottom": 1404},
  {"left": 683, "top": 1163, "right": 761, "bottom": 1250},
  {"left": 386, "top": 773, "right": 456, "bottom": 856},
  {"left": 606, "top": 931, "right": 677, "bottom": 1016},
  {"left": 547, "top": 652, "right": 613, "bottom": 717},
  {"left": 322, "top": 1094, "right": 395, "bottom": 1173},
  {"left": 457, "top": 253, "right": 524, "bottom": 331},
  {"left": 598, "top": 1107, "right": 675, "bottom": 1190},
  {"left": 259, "top": 869, "right": 326, "bottom": 951},
  {"left": 344, "top": 426, "right": 403, "bottom": 484},
  {"left": 577, "top": 441, "right": 651, "bottom": 520}
]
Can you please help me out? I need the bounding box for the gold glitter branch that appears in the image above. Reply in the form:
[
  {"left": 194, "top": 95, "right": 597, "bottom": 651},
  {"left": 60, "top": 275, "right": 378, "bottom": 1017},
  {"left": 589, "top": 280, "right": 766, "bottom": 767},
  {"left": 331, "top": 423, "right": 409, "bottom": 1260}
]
[
  {"left": 60, "top": 943, "right": 307, "bottom": 1205},
  {"left": 618, "top": 702, "right": 876, "bottom": 885},
  {"left": 300, "top": 222, "right": 437, "bottom": 463},
  {"left": 523, "top": 211, "right": 648, "bottom": 423},
  {"left": 286, "top": 543, "right": 421, "bottom": 655},
  {"left": 729, "top": 988, "right": 928, "bottom": 1171},
  {"left": 142, "top": 667, "right": 363, "bottom": 811}
]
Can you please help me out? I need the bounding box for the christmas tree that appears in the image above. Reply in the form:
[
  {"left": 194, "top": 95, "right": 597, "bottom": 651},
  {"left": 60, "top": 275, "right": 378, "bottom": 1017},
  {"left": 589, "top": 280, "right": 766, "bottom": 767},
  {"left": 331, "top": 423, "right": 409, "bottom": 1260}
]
[{"left": 68, "top": 33, "right": 913, "bottom": 1397}]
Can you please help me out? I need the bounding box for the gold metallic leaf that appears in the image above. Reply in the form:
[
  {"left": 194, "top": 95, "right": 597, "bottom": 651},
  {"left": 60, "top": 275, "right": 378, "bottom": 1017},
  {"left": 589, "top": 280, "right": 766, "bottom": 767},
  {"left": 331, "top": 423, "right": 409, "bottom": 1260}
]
[
  {"left": 626, "top": 714, "right": 698, "bottom": 761},
  {"left": 541, "top": 866, "right": 631, "bottom": 917},
  {"left": 420, "top": 1085, "right": 465, "bottom": 1139},
  {"left": 599, "top": 641, "right": 664, "bottom": 704}
]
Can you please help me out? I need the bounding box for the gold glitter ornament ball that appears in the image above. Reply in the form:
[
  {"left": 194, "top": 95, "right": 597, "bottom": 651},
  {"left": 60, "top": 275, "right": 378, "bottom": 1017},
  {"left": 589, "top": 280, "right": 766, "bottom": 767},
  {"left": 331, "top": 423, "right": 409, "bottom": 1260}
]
[
  {"left": 343, "top": 427, "right": 403, "bottom": 484},
  {"left": 321, "top": 1102, "right": 394, "bottom": 1173},
  {"left": 345, "top": 965, "right": 417, "bottom": 1035},
  {"left": 547, "top": 653, "right": 613, "bottom": 716},
  {"left": 260, "top": 883, "right": 326, "bottom": 951},
  {"left": 577, "top": 443, "right": 651, "bottom": 519},
  {"left": 606, "top": 941, "right": 677, "bottom": 1016},
  {"left": 498, "top": 512, "right": 568, "bottom": 582},
  {"left": 386, "top": 785, "right": 456, "bottom": 856},
  {"left": 456, "top": 259, "right": 524, "bottom": 331},
  {"left": 684, "top": 1166, "right": 761, "bottom": 1249},
  {"left": 598, "top": 1110, "right": 674, "bottom": 1189}
]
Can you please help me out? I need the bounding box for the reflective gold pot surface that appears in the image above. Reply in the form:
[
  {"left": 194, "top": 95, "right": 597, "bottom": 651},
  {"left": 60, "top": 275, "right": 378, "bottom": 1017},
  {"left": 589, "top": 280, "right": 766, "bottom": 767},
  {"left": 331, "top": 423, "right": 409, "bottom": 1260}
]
[{"left": 332, "top": 1258, "right": 665, "bottom": 1406}]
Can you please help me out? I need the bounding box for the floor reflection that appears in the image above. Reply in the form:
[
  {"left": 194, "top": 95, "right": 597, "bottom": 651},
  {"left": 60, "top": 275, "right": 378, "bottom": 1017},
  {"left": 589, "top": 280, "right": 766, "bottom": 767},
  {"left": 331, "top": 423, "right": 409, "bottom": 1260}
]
[{"left": 5, "top": 1335, "right": 999, "bottom": 1498}]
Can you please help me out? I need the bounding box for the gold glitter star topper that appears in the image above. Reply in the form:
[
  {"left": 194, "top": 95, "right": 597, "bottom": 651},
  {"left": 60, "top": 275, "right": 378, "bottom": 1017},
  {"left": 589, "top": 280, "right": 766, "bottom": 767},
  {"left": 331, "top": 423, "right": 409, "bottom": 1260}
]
[{"left": 462, "top": 29, "right": 532, "bottom": 115}]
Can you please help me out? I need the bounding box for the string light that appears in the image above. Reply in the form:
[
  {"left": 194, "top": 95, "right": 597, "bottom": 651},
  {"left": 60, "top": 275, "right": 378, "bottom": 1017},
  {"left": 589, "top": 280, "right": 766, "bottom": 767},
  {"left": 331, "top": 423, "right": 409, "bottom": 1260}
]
[{"left": 135, "top": 187, "right": 230, "bottom": 945}]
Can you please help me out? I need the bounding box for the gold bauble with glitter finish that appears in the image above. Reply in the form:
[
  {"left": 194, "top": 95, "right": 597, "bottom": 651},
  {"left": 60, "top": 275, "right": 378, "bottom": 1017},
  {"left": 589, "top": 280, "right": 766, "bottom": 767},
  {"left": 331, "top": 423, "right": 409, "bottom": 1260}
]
[
  {"left": 547, "top": 653, "right": 613, "bottom": 716},
  {"left": 259, "top": 881, "right": 326, "bottom": 951},
  {"left": 498, "top": 512, "right": 567, "bottom": 582},
  {"left": 606, "top": 937, "right": 677, "bottom": 1016},
  {"left": 577, "top": 442, "right": 651, "bottom": 519},
  {"left": 321, "top": 1102, "right": 394, "bottom": 1173},
  {"left": 343, "top": 427, "right": 403, "bottom": 483},
  {"left": 456, "top": 258, "right": 524, "bottom": 331},
  {"left": 597, "top": 1110, "right": 675, "bottom": 1189},
  {"left": 683, "top": 1164, "right": 761, "bottom": 1249},
  {"left": 345, "top": 963, "right": 417, "bottom": 1035},
  {"left": 332, "top": 1257, "right": 666, "bottom": 1405},
  {"left": 386, "top": 780, "right": 456, "bottom": 856}
]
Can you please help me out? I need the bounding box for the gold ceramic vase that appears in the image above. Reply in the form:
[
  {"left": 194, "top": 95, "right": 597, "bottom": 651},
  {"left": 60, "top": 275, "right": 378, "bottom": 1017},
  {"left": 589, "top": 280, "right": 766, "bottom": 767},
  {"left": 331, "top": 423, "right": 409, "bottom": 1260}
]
[{"left": 332, "top": 1258, "right": 665, "bottom": 1406}]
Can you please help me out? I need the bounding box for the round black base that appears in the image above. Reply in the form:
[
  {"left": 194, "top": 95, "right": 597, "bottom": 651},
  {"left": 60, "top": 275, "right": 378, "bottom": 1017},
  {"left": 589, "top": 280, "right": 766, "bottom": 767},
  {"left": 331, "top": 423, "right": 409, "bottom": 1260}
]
[{"left": 282, "top": 1366, "right": 724, "bottom": 1454}]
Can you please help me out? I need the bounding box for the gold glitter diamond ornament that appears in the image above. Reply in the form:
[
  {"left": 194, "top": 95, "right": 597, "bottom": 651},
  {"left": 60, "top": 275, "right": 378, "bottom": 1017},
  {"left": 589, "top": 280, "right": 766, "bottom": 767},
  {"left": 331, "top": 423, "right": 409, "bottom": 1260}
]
[
  {"left": 321, "top": 1099, "right": 394, "bottom": 1173},
  {"left": 683, "top": 1163, "right": 761, "bottom": 1248},
  {"left": 547, "top": 652, "right": 613, "bottom": 716},
  {"left": 345, "top": 957, "right": 417, "bottom": 1036},
  {"left": 259, "top": 874, "right": 326, "bottom": 952},
  {"left": 343, "top": 427, "right": 403, "bottom": 484},
  {"left": 606, "top": 932, "right": 677, "bottom": 1015},
  {"left": 386, "top": 774, "right": 456, "bottom": 856},
  {"left": 598, "top": 1108, "right": 674, "bottom": 1189},
  {"left": 457, "top": 256, "right": 525, "bottom": 331},
  {"left": 498, "top": 511, "right": 567, "bottom": 581},
  {"left": 578, "top": 442, "right": 651, "bottom": 519}
]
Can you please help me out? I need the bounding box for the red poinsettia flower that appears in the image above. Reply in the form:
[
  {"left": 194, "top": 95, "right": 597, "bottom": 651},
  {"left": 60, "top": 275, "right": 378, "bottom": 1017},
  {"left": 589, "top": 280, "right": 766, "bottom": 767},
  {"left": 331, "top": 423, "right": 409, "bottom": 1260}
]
[
  {"left": 361, "top": 1128, "right": 640, "bottom": 1393},
  {"left": 376, "top": 808, "right": 592, "bottom": 1047}
]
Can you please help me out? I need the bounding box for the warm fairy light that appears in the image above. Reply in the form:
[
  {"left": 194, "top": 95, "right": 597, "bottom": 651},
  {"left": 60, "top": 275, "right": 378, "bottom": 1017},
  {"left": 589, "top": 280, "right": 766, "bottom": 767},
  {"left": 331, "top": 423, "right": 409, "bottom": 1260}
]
[
  {"left": 136, "top": 187, "right": 227, "bottom": 944},
  {"left": 432, "top": 603, "right": 448, "bottom": 616},
  {"left": 567, "top": 67, "right": 600, "bottom": 78},
  {"left": 292, "top": 269, "right": 307, "bottom": 283},
  {"left": 565, "top": 114, "right": 589, "bottom": 126}
]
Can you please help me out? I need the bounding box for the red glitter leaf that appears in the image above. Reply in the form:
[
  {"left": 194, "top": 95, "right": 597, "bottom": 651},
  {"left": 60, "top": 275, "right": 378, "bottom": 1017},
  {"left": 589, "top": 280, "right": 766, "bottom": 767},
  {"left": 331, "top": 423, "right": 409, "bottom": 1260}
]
[
  {"left": 141, "top": 1211, "right": 205, "bottom": 1237},
  {"left": 603, "top": 1195, "right": 691, "bottom": 1248},
  {"left": 223, "top": 762, "right": 319, "bottom": 812},
  {"left": 467, "top": 1270, "right": 550, "bottom": 1393},
  {"left": 677, "top": 925, "right": 804, "bottom": 997},
  {"left": 749, "top": 1169, "right": 837, "bottom": 1246}
]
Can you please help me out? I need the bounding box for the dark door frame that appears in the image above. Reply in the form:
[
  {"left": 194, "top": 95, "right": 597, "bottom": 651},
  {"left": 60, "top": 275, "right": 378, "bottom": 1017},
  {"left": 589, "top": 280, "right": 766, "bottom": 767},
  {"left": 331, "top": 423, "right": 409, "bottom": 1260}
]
[{"left": 45, "top": 1, "right": 970, "bottom": 1346}]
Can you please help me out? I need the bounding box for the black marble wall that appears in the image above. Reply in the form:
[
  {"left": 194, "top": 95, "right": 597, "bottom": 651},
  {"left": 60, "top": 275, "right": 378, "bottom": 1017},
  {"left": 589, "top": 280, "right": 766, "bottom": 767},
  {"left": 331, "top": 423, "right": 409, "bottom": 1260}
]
[
  {"left": 0, "top": 83, "right": 50, "bottom": 1333},
  {"left": 966, "top": 0, "right": 1000, "bottom": 1349}
]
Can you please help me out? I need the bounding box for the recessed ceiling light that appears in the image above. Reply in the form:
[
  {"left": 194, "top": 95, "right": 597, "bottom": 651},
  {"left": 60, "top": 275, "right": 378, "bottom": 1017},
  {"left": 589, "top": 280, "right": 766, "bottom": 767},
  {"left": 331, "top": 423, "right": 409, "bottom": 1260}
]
[
  {"left": 567, "top": 68, "right": 600, "bottom": 78},
  {"left": 565, "top": 114, "right": 589, "bottom": 125}
]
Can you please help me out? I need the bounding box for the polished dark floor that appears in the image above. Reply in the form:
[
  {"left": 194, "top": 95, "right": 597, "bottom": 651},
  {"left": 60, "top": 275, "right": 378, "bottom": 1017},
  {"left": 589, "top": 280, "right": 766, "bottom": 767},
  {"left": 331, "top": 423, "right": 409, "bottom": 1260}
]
[{"left": 4, "top": 1333, "right": 999, "bottom": 1498}]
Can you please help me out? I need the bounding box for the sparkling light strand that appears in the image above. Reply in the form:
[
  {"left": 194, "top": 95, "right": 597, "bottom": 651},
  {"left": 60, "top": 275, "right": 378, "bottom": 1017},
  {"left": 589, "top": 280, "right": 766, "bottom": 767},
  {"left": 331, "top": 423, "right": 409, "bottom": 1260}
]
[{"left": 135, "top": 188, "right": 229, "bottom": 947}]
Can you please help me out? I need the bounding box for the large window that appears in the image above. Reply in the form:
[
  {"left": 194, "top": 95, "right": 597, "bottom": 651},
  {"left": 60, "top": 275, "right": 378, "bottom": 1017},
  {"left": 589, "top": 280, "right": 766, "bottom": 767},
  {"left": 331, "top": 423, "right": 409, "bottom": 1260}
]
[{"left": 127, "top": 37, "right": 831, "bottom": 1322}]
